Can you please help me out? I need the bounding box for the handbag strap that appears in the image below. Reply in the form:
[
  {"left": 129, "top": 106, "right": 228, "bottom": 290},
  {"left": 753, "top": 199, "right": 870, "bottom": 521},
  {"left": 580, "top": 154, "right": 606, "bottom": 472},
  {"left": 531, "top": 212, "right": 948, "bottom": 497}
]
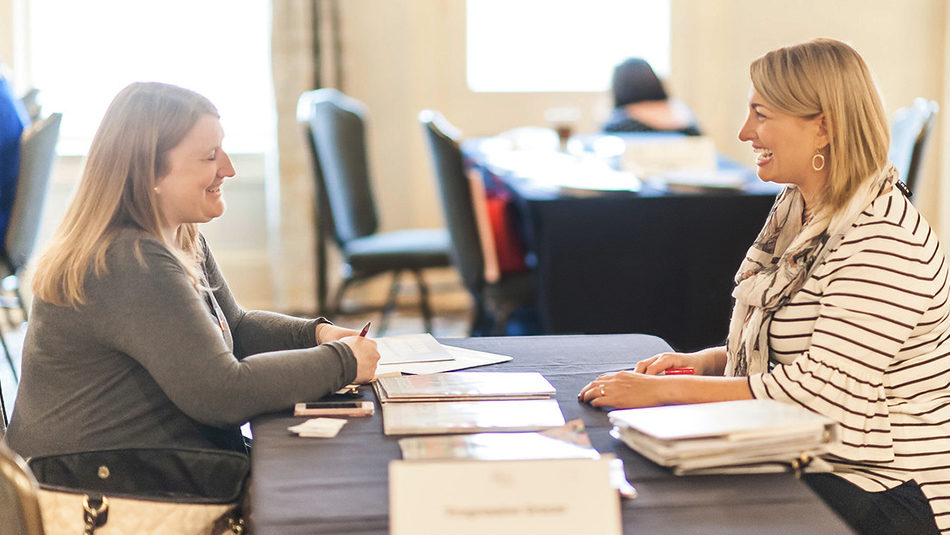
[{"left": 82, "top": 495, "right": 109, "bottom": 535}]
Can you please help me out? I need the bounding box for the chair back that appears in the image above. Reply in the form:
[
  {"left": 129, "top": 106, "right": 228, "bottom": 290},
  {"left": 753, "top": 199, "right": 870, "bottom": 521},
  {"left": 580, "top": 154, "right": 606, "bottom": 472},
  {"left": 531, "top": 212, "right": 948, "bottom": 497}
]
[
  {"left": 19, "top": 89, "right": 42, "bottom": 123},
  {"left": 889, "top": 98, "right": 938, "bottom": 193},
  {"left": 297, "top": 89, "right": 378, "bottom": 245},
  {"left": 419, "top": 110, "right": 484, "bottom": 293},
  {"left": 4, "top": 113, "right": 61, "bottom": 273},
  {"left": 0, "top": 441, "right": 46, "bottom": 535}
]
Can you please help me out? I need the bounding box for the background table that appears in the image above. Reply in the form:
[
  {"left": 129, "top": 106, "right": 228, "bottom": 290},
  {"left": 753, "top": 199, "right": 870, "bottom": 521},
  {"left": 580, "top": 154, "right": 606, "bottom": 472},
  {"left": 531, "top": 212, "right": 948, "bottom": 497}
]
[
  {"left": 464, "top": 136, "right": 778, "bottom": 351},
  {"left": 249, "top": 334, "right": 853, "bottom": 534}
]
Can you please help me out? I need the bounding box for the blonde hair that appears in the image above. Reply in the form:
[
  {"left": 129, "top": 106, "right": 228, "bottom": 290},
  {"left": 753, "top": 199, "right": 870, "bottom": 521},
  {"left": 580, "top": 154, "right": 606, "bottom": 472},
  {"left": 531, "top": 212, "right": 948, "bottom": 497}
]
[
  {"left": 33, "top": 82, "right": 218, "bottom": 307},
  {"left": 750, "top": 38, "right": 890, "bottom": 213}
]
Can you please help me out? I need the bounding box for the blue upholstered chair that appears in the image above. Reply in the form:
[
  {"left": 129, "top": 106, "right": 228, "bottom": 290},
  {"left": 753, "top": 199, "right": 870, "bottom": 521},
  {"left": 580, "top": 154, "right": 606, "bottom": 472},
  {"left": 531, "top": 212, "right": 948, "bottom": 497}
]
[
  {"left": 889, "top": 98, "right": 938, "bottom": 196},
  {"left": 0, "top": 113, "right": 62, "bottom": 381},
  {"left": 297, "top": 90, "right": 451, "bottom": 333}
]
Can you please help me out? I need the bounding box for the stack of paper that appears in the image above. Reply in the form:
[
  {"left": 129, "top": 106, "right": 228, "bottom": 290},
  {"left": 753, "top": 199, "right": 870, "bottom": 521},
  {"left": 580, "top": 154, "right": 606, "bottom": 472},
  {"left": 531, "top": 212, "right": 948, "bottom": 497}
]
[
  {"left": 608, "top": 399, "right": 839, "bottom": 475},
  {"left": 375, "top": 372, "right": 565, "bottom": 436},
  {"left": 374, "top": 334, "right": 513, "bottom": 377}
]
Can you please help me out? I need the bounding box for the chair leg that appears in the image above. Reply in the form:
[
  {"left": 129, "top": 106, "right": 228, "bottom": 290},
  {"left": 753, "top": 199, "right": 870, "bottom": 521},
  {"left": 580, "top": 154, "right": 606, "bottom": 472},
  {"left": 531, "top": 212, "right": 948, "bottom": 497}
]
[
  {"left": 0, "top": 377, "right": 7, "bottom": 430},
  {"left": 377, "top": 271, "right": 402, "bottom": 336},
  {"left": 2, "top": 303, "right": 15, "bottom": 328},
  {"left": 331, "top": 276, "right": 357, "bottom": 316},
  {"left": 468, "top": 297, "right": 487, "bottom": 337},
  {"left": 315, "top": 229, "right": 328, "bottom": 316},
  {"left": 411, "top": 270, "right": 433, "bottom": 333},
  {"left": 0, "top": 328, "right": 17, "bottom": 383},
  {"left": 490, "top": 304, "right": 517, "bottom": 337}
]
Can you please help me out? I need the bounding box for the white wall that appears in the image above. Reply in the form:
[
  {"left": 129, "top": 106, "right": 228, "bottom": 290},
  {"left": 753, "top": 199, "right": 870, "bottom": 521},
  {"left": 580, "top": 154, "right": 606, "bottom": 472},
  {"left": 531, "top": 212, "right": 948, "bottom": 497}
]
[
  {"left": 669, "top": 0, "right": 946, "bottom": 220},
  {"left": 3, "top": 0, "right": 948, "bottom": 312},
  {"left": 336, "top": 0, "right": 946, "bottom": 231}
]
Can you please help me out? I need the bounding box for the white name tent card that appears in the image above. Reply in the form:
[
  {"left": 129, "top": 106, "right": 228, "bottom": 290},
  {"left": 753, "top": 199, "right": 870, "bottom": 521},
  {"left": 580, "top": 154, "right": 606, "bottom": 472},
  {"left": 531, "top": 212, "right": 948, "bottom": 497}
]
[
  {"left": 620, "top": 134, "right": 718, "bottom": 176},
  {"left": 389, "top": 458, "right": 621, "bottom": 535}
]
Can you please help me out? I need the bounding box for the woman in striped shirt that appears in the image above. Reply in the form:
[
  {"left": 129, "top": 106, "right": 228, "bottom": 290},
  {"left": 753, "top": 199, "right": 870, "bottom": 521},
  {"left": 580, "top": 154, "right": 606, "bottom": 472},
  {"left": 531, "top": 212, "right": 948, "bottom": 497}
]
[{"left": 579, "top": 38, "right": 949, "bottom": 535}]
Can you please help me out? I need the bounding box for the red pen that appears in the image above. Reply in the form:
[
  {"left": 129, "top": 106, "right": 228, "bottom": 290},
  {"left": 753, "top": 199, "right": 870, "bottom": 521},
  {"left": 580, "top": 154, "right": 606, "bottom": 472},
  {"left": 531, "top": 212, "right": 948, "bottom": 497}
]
[
  {"left": 359, "top": 321, "right": 371, "bottom": 337},
  {"left": 664, "top": 367, "right": 695, "bottom": 375}
]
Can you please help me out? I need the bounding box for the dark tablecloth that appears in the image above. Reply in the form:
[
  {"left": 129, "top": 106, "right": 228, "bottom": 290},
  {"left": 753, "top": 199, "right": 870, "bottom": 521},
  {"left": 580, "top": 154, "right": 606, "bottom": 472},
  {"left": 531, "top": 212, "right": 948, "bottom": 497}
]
[
  {"left": 510, "top": 187, "right": 776, "bottom": 351},
  {"left": 249, "top": 334, "right": 853, "bottom": 534}
]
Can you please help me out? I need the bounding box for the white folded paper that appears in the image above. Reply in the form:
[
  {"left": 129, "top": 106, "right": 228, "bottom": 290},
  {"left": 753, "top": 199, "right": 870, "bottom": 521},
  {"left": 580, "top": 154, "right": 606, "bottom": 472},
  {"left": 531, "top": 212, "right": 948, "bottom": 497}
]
[{"left": 288, "top": 417, "right": 347, "bottom": 438}]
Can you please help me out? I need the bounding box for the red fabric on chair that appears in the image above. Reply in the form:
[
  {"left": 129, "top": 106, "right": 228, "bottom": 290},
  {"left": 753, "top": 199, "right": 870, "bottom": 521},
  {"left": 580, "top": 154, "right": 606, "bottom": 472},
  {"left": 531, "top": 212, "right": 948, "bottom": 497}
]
[{"left": 484, "top": 193, "right": 527, "bottom": 275}]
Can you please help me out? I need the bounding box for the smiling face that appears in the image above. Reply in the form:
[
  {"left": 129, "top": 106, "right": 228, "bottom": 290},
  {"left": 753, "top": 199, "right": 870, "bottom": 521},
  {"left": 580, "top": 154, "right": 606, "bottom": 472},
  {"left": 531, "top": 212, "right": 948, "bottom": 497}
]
[
  {"left": 738, "top": 88, "right": 829, "bottom": 206},
  {"left": 154, "top": 114, "right": 235, "bottom": 233}
]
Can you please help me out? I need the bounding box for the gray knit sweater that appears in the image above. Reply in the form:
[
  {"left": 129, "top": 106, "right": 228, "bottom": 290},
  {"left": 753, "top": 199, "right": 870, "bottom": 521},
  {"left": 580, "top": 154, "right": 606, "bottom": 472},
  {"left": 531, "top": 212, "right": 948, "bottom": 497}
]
[{"left": 5, "top": 228, "right": 356, "bottom": 457}]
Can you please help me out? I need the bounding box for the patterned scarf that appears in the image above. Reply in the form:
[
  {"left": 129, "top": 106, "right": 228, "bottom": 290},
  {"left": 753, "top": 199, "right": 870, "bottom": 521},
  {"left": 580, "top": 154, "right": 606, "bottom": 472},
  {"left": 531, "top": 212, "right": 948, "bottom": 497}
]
[{"left": 725, "top": 163, "right": 899, "bottom": 376}]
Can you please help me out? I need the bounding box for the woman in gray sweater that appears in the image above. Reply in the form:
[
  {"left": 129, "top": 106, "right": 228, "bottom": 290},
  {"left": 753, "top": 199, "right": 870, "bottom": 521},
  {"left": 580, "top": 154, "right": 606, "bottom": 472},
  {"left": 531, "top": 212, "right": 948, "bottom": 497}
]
[{"left": 5, "top": 82, "right": 380, "bottom": 457}]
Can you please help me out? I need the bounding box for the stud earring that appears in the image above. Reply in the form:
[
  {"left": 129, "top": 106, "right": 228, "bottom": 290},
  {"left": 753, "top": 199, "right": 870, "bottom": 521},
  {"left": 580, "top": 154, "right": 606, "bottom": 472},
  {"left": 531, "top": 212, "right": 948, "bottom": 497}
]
[{"left": 811, "top": 148, "right": 825, "bottom": 171}]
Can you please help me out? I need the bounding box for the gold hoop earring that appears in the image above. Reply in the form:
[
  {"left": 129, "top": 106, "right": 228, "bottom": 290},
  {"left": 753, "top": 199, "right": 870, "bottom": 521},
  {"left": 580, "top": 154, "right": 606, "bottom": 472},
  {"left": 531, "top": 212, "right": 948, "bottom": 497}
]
[{"left": 812, "top": 150, "right": 825, "bottom": 172}]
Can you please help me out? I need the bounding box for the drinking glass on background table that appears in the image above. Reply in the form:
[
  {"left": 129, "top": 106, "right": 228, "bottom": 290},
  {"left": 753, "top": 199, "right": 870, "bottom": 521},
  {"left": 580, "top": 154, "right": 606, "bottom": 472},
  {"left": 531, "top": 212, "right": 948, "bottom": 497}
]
[{"left": 544, "top": 107, "right": 581, "bottom": 152}]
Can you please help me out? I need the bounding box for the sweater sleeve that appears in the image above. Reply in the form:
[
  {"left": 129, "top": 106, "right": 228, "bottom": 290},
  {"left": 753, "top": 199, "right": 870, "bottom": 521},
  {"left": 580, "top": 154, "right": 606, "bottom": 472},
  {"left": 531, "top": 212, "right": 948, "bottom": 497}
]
[
  {"left": 199, "top": 234, "right": 329, "bottom": 358},
  {"left": 748, "top": 229, "right": 937, "bottom": 463},
  {"left": 87, "top": 235, "right": 357, "bottom": 427}
]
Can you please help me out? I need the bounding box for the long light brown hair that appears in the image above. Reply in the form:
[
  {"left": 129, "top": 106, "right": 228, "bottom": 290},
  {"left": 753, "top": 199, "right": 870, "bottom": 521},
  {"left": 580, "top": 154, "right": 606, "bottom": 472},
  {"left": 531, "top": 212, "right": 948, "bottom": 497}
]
[
  {"left": 750, "top": 38, "right": 890, "bottom": 214},
  {"left": 33, "top": 82, "right": 218, "bottom": 307}
]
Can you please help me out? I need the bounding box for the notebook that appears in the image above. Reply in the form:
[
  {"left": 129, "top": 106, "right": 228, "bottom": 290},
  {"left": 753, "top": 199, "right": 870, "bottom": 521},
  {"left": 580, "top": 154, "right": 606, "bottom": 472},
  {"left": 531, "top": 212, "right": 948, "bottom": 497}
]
[{"left": 374, "top": 371, "right": 555, "bottom": 403}]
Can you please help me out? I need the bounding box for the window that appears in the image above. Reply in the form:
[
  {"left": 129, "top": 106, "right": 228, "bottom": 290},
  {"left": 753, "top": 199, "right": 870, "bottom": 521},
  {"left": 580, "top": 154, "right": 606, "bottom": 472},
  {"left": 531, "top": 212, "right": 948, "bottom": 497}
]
[
  {"left": 27, "top": 0, "right": 272, "bottom": 154},
  {"left": 466, "top": 0, "right": 670, "bottom": 93}
]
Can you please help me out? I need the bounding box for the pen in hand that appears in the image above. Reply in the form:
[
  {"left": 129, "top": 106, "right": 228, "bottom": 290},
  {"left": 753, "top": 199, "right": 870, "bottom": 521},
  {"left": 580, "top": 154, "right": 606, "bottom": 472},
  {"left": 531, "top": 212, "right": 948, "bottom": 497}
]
[{"left": 359, "top": 321, "right": 371, "bottom": 337}]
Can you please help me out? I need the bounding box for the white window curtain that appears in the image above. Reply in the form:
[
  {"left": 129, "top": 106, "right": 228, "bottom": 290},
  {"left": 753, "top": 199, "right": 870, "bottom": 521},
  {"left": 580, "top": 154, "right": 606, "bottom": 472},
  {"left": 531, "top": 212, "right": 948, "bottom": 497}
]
[{"left": 269, "top": 0, "right": 344, "bottom": 313}]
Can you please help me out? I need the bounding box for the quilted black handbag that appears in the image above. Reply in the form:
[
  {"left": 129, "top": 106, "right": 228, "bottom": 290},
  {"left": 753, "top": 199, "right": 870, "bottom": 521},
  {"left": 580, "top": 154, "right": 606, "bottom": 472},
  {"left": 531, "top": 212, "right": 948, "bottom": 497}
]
[{"left": 28, "top": 447, "right": 249, "bottom": 535}]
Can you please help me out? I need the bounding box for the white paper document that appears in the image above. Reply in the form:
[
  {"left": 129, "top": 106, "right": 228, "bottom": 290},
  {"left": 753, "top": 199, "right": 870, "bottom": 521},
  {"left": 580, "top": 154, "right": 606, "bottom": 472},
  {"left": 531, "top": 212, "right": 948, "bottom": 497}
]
[
  {"left": 377, "top": 333, "right": 454, "bottom": 365},
  {"left": 374, "top": 344, "right": 513, "bottom": 377}
]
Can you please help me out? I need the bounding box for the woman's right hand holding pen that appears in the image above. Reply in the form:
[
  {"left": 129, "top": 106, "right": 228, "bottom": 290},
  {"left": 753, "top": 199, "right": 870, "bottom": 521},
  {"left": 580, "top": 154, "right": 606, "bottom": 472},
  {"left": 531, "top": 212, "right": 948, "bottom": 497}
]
[
  {"left": 340, "top": 323, "right": 379, "bottom": 384},
  {"left": 343, "top": 334, "right": 380, "bottom": 384}
]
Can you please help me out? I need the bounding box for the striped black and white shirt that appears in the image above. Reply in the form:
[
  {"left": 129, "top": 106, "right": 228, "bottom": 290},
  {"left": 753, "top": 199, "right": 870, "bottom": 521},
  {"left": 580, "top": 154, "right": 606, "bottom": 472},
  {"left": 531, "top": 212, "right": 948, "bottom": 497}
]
[{"left": 747, "top": 187, "right": 950, "bottom": 532}]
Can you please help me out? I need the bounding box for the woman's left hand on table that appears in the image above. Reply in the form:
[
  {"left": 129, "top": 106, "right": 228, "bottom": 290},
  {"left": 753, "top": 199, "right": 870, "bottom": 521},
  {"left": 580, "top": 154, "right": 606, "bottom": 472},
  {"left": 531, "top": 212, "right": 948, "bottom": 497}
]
[{"left": 578, "top": 371, "right": 669, "bottom": 409}]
